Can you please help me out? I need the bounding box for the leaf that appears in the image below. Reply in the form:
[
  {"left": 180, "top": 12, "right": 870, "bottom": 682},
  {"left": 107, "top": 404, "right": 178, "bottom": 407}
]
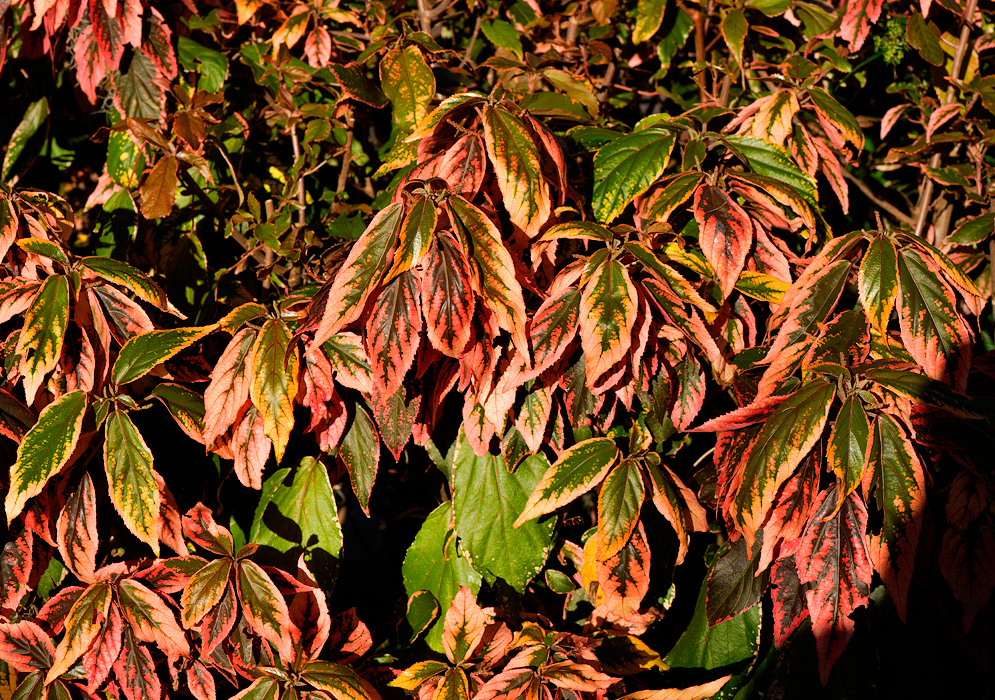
[
  {"left": 386, "top": 198, "right": 437, "bottom": 283},
  {"left": 769, "top": 543, "right": 809, "bottom": 647},
  {"left": 230, "top": 678, "right": 279, "bottom": 700},
  {"left": 452, "top": 433, "right": 556, "bottom": 592},
  {"left": 693, "top": 185, "right": 753, "bottom": 301},
  {"left": 766, "top": 259, "right": 851, "bottom": 363},
  {"left": 251, "top": 457, "right": 343, "bottom": 589},
  {"left": 57, "top": 474, "right": 98, "bottom": 583},
  {"left": 525, "top": 287, "right": 581, "bottom": 381},
  {"left": 596, "top": 460, "right": 645, "bottom": 561},
  {"left": 838, "top": 0, "right": 884, "bottom": 50},
  {"left": 543, "top": 661, "right": 618, "bottom": 692},
  {"left": 617, "top": 677, "right": 734, "bottom": 700},
  {"left": 939, "top": 471, "right": 995, "bottom": 632},
  {"left": 514, "top": 438, "right": 620, "bottom": 526},
  {"left": 379, "top": 46, "right": 435, "bottom": 133},
  {"left": 199, "top": 583, "right": 237, "bottom": 657},
  {"left": 592, "top": 522, "right": 652, "bottom": 622},
  {"left": 203, "top": 328, "right": 255, "bottom": 448},
  {"left": 0, "top": 621, "right": 54, "bottom": 672},
  {"left": 16, "top": 274, "right": 69, "bottom": 404},
  {"left": 402, "top": 503, "right": 481, "bottom": 653},
  {"left": 441, "top": 587, "right": 486, "bottom": 664},
  {"left": 80, "top": 257, "right": 170, "bottom": 312},
  {"left": 750, "top": 91, "right": 799, "bottom": 147},
  {"left": 734, "top": 270, "right": 789, "bottom": 303},
  {"left": 105, "top": 410, "right": 160, "bottom": 556},
  {"left": 826, "top": 397, "right": 870, "bottom": 514},
  {"left": 181, "top": 559, "right": 232, "bottom": 629},
  {"left": 481, "top": 19, "right": 524, "bottom": 58},
  {"left": 723, "top": 136, "right": 817, "bottom": 204},
  {"left": 643, "top": 172, "right": 704, "bottom": 222},
  {"left": 896, "top": 248, "right": 969, "bottom": 381},
  {"left": 339, "top": 406, "right": 379, "bottom": 516},
  {"left": 420, "top": 231, "right": 474, "bottom": 358},
  {"left": 665, "top": 577, "right": 760, "bottom": 670},
  {"left": 16, "top": 238, "right": 68, "bottom": 266},
  {"left": 946, "top": 212, "right": 994, "bottom": 246},
  {"left": 721, "top": 9, "right": 748, "bottom": 65},
  {"left": 482, "top": 106, "right": 551, "bottom": 237},
  {"left": 46, "top": 581, "right": 113, "bottom": 683},
  {"left": 149, "top": 383, "right": 205, "bottom": 444},
  {"left": 593, "top": 129, "right": 676, "bottom": 223},
  {"left": 183, "top": 503, "right": 235, "bottom": 556},
  {"left": 731, "top": 380, "right": 836, "bottom": 538},
  {"left": 706, "top": 535, "right": 765, "bottom": 626},
  {"left": 906, "top": 11, "right": 943, "bottom": 65},
  {"left": 367, "top": 271, "right": 421, "bottom": 396},
  {"left": 236, "top": 559, "right": 296, "bottom": 663},
  {"left": 633, "top": 0, "right": 667, "bottom": 43},
  {"left": 112, "top": 326, "right": 214, "bottom": 386},
  {"left": 0, "top": 528, "right": 34, "bottom": 612},
  {"left": 302, "top": 660, "right": 381, "bottom": 700},
  {"left": 186, "top": 661, "right": 217, "bottom": 700},
  {"left": 671, "top": 356, "right": 705, "bottom": 431},
  {"left": 140, "top": 155, "right": 178, "bottom": 220},
  {"left": 117, "top": 578, "right": 190, "bottom": 656},
  {"left": 807, "top": 87, "right": 864, "bottom": 150},
  {"left": 249, "top": 319, "right": 300, "bottom": 464},
  {"left": 579, "top": 259, "right": 638, "bottom": 385},
  {"left": 864, "top": 414, "right": 925, "bottom": 621},
  {"left": 857, "top": 235, "right": 899, "bottom": 334},
  {"left": 2, "top": 97, "right": 48, "bottom": 181},
  {"left": 113, "top": 629, "right": 162, "bottom": 700},
  {"left": 6, "top": 389, "right": 86, "bottom": 523},
  {"left": 795, "top": 487, "right": 871, "bottom": 685},
  {"left": 310, "top": 204, "right": 404, "bottom": 349},
  {"left": 448, "top": 196, "right": 529, "bottom": 357},
  {"left": 390, "top": 660, "right": 448, "bottom": 691}
]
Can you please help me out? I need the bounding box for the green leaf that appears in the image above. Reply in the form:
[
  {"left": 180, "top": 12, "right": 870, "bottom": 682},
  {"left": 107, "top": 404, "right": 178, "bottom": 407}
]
[
  {"left": 112, "top": 326, "right": 214, "bottom": 386},
  {"left": 45, "top": 582, "right": 112, "bottom": 683},
  {"left": 515, "top": 437, "right": 620, "bottom": 526},
  {"left": 2, "top": 97, "right": 48, "bottom": 181},
  {"left": 181, "top": 559, "right": 232, "bottom": 629},
  {"left": 149, "top": 383, "right": 206, "bottom": 443},
  {"left": 248, "top": 318, "right": 299, "bottom": 463},
  {"left": 178, "top": 36, "right": 229, "bottom": 93},
  {"left": 593, "top": 129, "right": 676, "bottom": 223},
  {"left": 721, "top": 9, "right": 748, "bottom": 65},
  {"left": 906, "top": 12, "right": 943, "bottom": 66},
  {"left": 656, "top": 7, "right": 693, "bottom": 71},
  {"left": 480, "top": 20, "right": 523, "bottom": 58},
  {"left": 5, "top": 390, "right": 86, "bottom": 523},
  {"left": 402, "top": 502, "right": 481, "bottom": 653},
  {"left": 807, "top": 87, "right": 864, "bottom": 150},
  {"left": 723, "top": 136, "right": 817, "bottom": 204},
  {"left": 385, "top": 197, "right": 437, "bottom": 283},
  {"left": 104, "top": 410, "right": 161, "bottom": 556},
  {"left": 946, "top": 212, "right": 994, "bottom": 245},
  {"left": 302, "top": 661, "right": 378, "bottom": 700},
  {"left": 452, "top": 432, "right": 557, "bottom": 593},
  {"left": 858, "top": 235, "right": 899, "bottom": 334},
  {"left": 666, "top": 578, "right": 760, "bottom": 670},
  {"left": 251, "top": 456, "right": 343, "bottom": 590},
  {"left": 107, "top": 129, "right": 145, "bottom": 188},
  {"left": 827, "top": 396, "right": 870, "bottom": 512},
  {"left": 379, "top": 46, "right": 435, "bottom": 133},
  {"left": 482, "top": 106, "right": 551, "bottom": 237},
  {"left": 339, "top": 406, "right": 379, "bottom": 515},
  {"left": 643, "top": 172, "right": 704, "bottom": 222},
  {"left": 16, "top": 274, "right": 69, "bottom": 403},
  {"left": 328, "top": 64, "right": 389, "bottom": 108},
  {"left": 632, "top": 0, "right": 667, "bottom": 43},
  {"left": 596, "top": 459, "right": 645, "bottom": 560}
]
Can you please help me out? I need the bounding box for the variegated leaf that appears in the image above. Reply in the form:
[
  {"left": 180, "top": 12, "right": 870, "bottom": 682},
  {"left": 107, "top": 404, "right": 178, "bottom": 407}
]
[
  {"left": 0, "top": 620, "right": 54, "bottom": 672},
  {"left": 368, "top": 270, "right": 422, "bottom": 396},
  {"left": 111, "top": 325, "right": 214, "bottom": 386},
  {"left": 310, "top": 204, "right": 404, "bottom": 349},
  {"left": 302, "top": 660, "right": 382, "bottom": 700},
  {"left": 448, "top": 196, "right": 528, "bottom": 357},
  {"left": 592, "top": 129, "right": 676, "bottom": 223},
  {"left": 6, "top": 389, "right": 86, "bottom": 523},
  {"left": 482, "top": 106, "right": 551, "bottom": 237},
  {"left": 57, "top": 473, "right": 99, "bottom": 583},
  {"left": 858, "top": 235, "right": 899, "bottom": 334},
  {"left": 117, "top": 578, "right": 190, "bottom": 656},
  {"left": 386, "top": 197, "right": 437, "bottom": 283},
  {"left": 749, "top": 90, "right": 800, "bottom": 147},
  {"left": 795, "top": 487, "right": 871, "bottom": 685},
  {"left": 579, "top": 259, "right": 637, "bottom": 386},
  {"left": 249, "top": 319, "right": 300, "bottom": 464},
  {"left": 864, "top": 414, "right": 925, "bottom": 621},
  {"left": 731, "top": 380, "right": 835, "bottom": 538},
  {"left": 596, "top": 459, "right": 645, "bottom": 561},
  {"left": 827, "top": 397, "right": 870, "bottom": 513},
  {"left": 693, "top": 185, "right": 753, "bottom": 301},
  {"left": 181, "top": 558, "right": 233, "bottom": 629},
  {"left": 236, "top": 559, "right": 296, "bottom": 663},
  {"left": 379, "top": 46, "right": 435, "bottom": 133},
  {"left": 441, "top": 586, "right": 486, "bottom": 664},
  {"left": 203, "top": 328, "right": 256, "bottom": 449},
  {"left": 339, "top": 405, "right": 379, "bottom": 516},
  {"left": 113, "top": 629, "right": 162, "bottom": 700},
  {"left": 16, "top": 274, "right": 69, "bottom": 403},
  {"left": 105, "top": 410, "right": 160, "bottom": 556},
  {"left": 514, "top": 438, "right": 619, "bottom": 527},
  {"left": 525, "top": 287, "right": 581, "bottom": 381},
  {"left": 46, "top": 581, "right": 113, "bottom": 683}
]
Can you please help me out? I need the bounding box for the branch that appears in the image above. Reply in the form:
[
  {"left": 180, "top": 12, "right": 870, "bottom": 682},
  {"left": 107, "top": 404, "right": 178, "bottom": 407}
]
[{"left": 842, "top": 169, "right": 915, "bottom": 227}]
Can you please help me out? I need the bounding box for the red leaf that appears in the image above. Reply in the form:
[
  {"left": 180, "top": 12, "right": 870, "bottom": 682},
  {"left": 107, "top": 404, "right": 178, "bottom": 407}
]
[
  {"left": 233, "top": 406, "right": 271, "bottom": 491},
  {"left": 182, "top": 503, "right": 235, "bottom": 556},
  {"left": 57, "top": 473, "right": 98, "bottom": 583},
  {"left": 795, "top": 488, "right": 871, "bottom": 684},
  {"left": 442, "top": 587, "right": 486, "bottom": 664},
  {"left": 303, "top": 26, "right": 332, "bottom": 68},
  {"left": 693, "top": 185, "right": 753, "bottom": 302},
  {"left": 367, "top": 270, "right": 422, "bottom": 396},
  {"left": 939, "top": 470, "right": 995, "bottom": 632},
  {"left": 203, "top": 329, "right": 255, "bottom": 450},
  {"left": 83, "top": 604, "right": 123, "bottom": 693},
  {"left": 236, "top": 559, "right": 297, "bottom": 664},
  {"left": 769, "top": 539, "right": 809, "bottom": 648},
  {"left": 421, "top": 231, "right": 474, "bottom": 358},
  {"left": 839, "top": 0, "right": 884, "bottom": 50},
  {"left": 592, "top": 521, "right": 651, "bottom": 626},
  {"left": 187, "top": 661, "right": 217, "bottom": 700},
  {"left": 0, "top": 528, "right": 34, "bottom": 614},
  {"left": 114, "top": 631, "right": 162, "bottom": 700},
  {"left": 118, "top": 578, "right": 190, "bottom": 657},
  {"left": 0, "top": 620, "right": 55, "bottom": 672},
  {"left": 199, "top": 582, "right": 237, "bottom": 656}
]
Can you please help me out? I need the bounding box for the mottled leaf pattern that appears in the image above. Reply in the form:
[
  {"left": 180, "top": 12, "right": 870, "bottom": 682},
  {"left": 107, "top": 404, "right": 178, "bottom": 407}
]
[
  {"left": 482, "top": 106, "right": 551, "bottom": 237},
  {"left": 579, "top": 259, "right": 637, "bottom": 386},
  {"left": 249, "top": 319, "right": 299, "bottom": 464}
]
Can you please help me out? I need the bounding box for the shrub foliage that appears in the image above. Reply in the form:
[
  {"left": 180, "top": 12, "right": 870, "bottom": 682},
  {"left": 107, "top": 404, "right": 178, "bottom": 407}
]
[{"left": 0, "top": 0, "right": 994, "bottom": 697}]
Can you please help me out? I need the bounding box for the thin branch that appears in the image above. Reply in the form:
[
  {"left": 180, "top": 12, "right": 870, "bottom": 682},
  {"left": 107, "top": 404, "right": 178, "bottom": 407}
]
[
  {"left": 842, "top": 169, "right": 915, "bottom": 227},
  {"left": 289, "top": 125, "right": 305, "bottom": 229},
  {"left": 459, "top": 17, "right": 482, "bottom": 68}
]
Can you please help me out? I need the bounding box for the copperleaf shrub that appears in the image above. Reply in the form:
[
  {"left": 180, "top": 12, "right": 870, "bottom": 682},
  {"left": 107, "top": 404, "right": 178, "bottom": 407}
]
[{"left": 1, "top": 0, "right": 994, "bottom": 698}]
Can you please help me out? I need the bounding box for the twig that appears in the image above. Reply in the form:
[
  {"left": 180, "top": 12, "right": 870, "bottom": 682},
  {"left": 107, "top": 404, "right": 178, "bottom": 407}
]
[
  {"left": 336, "top": 115, "right": 355, "bottom": 205},
  {"left": 841, "top": 169, "right": 915, "bottom": 227},
  {"left": 459, "top": 17, "right": 482, "bottom": 68},
  {"left": 289, "top": 125, "right": 305, "bottom": 229},
  {"left": 912, "top": 0, "right": 978, "bottom": 239}
]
